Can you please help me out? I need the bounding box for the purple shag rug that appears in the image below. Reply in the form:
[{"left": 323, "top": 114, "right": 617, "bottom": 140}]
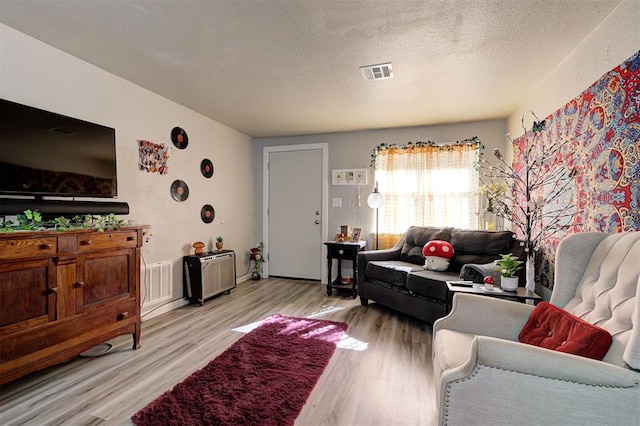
[{"left": 132, "top": 314, "right": 347, "bottom": 426}]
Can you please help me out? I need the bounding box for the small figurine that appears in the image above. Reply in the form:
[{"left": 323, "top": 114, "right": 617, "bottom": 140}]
[
  {"left": 422, "top": 240, "right": 454, "bottom": 271},
  {"left": 483, "top": 275, "right": 495, "bottom": 290},
  {"left": 192, "top": 241, "right": 205, "bottom": 255}
]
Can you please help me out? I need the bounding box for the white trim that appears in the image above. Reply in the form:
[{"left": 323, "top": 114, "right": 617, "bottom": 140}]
[{"left": 263, "top": 143, "right": 329, "bottom": 284}]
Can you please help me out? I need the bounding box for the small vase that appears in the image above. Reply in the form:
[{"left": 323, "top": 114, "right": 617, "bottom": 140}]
[
  {"left": 216, "top": 242, "right": 223, "bottom": 250},
  {"left": 501, "top": 276, "right": 518, "bottom": 291},
  {"left": 525, "top": 254, "right": 535, "bottom": 292}
]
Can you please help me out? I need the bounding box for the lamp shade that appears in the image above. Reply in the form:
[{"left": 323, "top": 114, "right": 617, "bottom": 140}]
[{"left": 367, "top": 191, "right": 384, "bottom": 209}]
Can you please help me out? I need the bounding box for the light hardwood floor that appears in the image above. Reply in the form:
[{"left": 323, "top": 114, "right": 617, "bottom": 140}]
[{"left": 0, "top": 278, "right": 438, "bottom": 425}]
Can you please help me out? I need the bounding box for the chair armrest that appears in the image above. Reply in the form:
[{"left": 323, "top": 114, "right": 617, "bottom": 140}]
[
  {"left": 476, "top": 336, "right": 640, "bottom": 387},
  {"left": 434, "top": 293, "right": 534, "bottom": 341}
]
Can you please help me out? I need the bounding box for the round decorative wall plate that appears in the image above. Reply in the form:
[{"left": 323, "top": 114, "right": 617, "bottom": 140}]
[
  {"left": 171, "top": 126, "right": 189, "bottom": 149},
  {"left": 200, "top": 158, "right": 214, "bottom": 178},
  {"left": 201, "top": 204, "right": 215, "bottom": 223},
  {"left": 170, "top": 179, "right": 189, "bottom": 201}
]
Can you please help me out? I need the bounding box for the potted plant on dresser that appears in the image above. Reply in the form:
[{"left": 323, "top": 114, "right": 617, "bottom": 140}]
[{"left": 495, "top": 253, "right": 524, "bottom": 291}]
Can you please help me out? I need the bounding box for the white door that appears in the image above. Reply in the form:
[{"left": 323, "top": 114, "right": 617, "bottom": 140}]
[{"left": 264, "top": 144, "right": 328, "bottom": 281}]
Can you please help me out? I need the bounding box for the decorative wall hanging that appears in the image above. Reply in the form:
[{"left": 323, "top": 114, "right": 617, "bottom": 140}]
[
  {"left": 138, "top": 140, "right": 170, "bottom": 175},
  {"left": 170, "top": 179, "right": 189, "bottom": 201},
  {"left": 201, "top": 159, "right": 214, "bottom": 178},
  {"left": 332, "top": 168, "right": 367, "bottom": 185},
  {"left": 171, "top": 127, "right": 189, "bottom": 149},
  {"left": 200, "top": 204, "right": 215, "bottom": 223},
  {"left": 513, "top": 50, "right": 640, "bottom": 290}
]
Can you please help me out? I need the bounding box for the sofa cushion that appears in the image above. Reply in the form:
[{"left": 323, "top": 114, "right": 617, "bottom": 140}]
[
  {"left": 405, "top": 269, "right": 459, "bottom": 301},
  {"left": 449, "top": 230, "right": 518, "bottom": 272},
  {"left": 519, "top": 302, "right": 613, "bottom": 360},
  {"left": 450, "top": 229, "right": 516, "bottom": 255},
  {"left": 365, "top": 261, "right": 423, "bottom": 287},
  {"left": 400, "top": 226, "right": 453, "bottom": 265}
]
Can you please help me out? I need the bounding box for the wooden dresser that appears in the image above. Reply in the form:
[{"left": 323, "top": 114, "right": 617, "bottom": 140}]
[{"left": 0, "top": 227, "right": 143, "bottom": 384}]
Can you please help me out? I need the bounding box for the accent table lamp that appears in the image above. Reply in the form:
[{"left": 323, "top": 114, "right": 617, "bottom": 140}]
[{"left": 367, "top": 182, "right": 385, "bottom": 249}]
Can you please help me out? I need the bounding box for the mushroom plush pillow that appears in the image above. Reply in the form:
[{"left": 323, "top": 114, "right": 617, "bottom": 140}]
[{"left": 422, "top": 240, "right": 454, "bottom": 271}]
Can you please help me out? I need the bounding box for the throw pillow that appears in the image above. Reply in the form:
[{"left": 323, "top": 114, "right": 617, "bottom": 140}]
[{"left": 518, "top": 302, "right": 612, "bottom": 360}]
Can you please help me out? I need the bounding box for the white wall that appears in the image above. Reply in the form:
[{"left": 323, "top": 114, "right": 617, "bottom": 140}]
[
  {"left": 0, "top": 24, "right": 255, "bottom": 315},
  {"left": 254, "top": 119, "right": 507, "bottom": 252},
  {"left": 508, "top": 0, "right": 640, "bottom": 135}
]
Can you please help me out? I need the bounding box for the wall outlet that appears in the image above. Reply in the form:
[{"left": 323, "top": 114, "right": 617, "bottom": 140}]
[
  {"left": 142, "top": 229, "right": 154, "bottom": 254},
  {"left": 332, "top": 197, "right": 342, "bottom": 207}
]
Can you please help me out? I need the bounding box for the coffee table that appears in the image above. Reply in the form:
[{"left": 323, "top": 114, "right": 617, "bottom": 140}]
[{"left": 446, "top": 281, "right": 542, "bottom": 313}]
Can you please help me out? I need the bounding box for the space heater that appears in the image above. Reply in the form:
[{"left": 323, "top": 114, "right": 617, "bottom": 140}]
[{"left": 183, "top": 250, "right": 236, "bottom": 305}]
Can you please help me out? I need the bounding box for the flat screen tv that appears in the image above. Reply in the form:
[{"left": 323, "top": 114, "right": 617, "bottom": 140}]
[{"left": 0, "top": 99, "right": 118, "bottom": 199}]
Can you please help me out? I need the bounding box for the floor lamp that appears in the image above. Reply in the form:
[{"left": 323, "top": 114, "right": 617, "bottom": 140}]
[{"left": 367, "top": 182, "right": 384, "bottom": 250}]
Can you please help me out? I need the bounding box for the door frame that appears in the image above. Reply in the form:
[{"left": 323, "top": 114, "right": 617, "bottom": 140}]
[{"left": 262, "top": 143, "right": 329, "bottom": 283}]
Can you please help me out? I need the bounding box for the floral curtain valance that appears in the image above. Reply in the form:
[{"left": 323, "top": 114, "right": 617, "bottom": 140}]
[{"left": 370, "top": 137, "right": 481, "bottom": 171}]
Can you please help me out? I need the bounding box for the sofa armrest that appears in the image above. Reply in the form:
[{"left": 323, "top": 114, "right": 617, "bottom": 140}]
[
  {"left": 434, "top": 293, "right": 534, "bottom": 341},
  {"left": 475, "top": 336, "right": 640, "bottom": 387},
  {"left": 357, "top": 239, "right": 404, "bottom": 291}
]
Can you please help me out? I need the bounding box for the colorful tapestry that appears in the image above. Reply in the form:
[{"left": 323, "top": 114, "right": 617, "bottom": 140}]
[{"left": 514, "top": 50, "right": 640, "bottom": 289}]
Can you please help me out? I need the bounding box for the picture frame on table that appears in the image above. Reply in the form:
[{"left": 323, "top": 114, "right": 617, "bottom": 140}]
[{"left": 352, "top": 228, "right": 362, "bottom": 241}]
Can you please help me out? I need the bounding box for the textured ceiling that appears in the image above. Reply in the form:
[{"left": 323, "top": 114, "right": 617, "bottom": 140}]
[{"left": 0, "top": 0, "right": 624, "bottom": 137}]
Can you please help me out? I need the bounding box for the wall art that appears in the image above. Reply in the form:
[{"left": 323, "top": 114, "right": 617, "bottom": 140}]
[
  {"left": 138, "top": 140, "right": 170, "bottom": 175},
  {"left": 513, "top": 50, "right": 640, "bottom": 289}
]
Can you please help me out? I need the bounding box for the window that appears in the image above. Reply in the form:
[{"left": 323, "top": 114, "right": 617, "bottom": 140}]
[{"left": 373, "top": 139, "right": 480, "bottom": 246}]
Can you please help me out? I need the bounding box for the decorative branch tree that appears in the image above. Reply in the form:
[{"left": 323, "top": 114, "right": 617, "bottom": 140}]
[{"left": 476, "top": 114, "right": 578, "bottom": 291}]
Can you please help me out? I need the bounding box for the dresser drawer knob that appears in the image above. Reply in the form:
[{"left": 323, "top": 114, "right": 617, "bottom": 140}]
[
  {"left": 49, "top": 287, "right": 58, "bottom": 294},
  {"left": 127, "top": 236, "right": 135, "bottom": 241},
  {"left": 80, "top": 240, "right": 91, "bottom": 246},
  {"left": 39, "top": 243, "right": 53, "bottom": 250},
  {"left": 339, "top": 249, "right": 344, "bottom": 255},
  {"left": 119, "top": 312, "right": 129, "bottom": 320},
  {"left": 75, "top": 281, "right": 85, "bottom": 288}
]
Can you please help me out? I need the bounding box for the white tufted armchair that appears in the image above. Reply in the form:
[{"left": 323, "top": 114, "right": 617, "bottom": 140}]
[{"left": 432, "top": 232, "right": 640, "bottom": 426}]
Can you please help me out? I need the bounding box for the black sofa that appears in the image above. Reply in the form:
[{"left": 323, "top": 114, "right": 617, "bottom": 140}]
[{"left": 357, "top": 226, "right": 525, "bottom": 323}]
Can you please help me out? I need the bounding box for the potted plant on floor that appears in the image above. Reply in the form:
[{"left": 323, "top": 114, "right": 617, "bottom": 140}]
[{"left": 495, "top": 253, "right": 523, "bottom": 291}]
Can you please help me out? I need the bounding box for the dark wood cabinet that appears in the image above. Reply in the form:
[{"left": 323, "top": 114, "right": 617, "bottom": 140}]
[{"left": 0, "top": 227, "right": 143, "bottom": 384}]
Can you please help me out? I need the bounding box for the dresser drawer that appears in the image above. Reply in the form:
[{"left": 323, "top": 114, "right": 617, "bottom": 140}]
[
  {"left": 78, "top": 231, "right": 137, "bottom": 251},
  {"left": 326, "top": 244, "right": 359, "bottom": 260},
  {"left": 0, "top": 237, "right": 57, "bottom": 260}
]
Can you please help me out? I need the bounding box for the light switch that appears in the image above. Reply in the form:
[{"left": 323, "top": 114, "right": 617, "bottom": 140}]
[{"left": 332, "top": 197, "right": 342, "bottom": 207}]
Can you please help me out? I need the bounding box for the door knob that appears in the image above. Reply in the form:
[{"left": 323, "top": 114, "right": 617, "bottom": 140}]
[
  {"left": 315, "top": 211, "right": 320, "bottom": 215},
  {"left": 315, "top": 219, "right": 320, "bottom": 224}
]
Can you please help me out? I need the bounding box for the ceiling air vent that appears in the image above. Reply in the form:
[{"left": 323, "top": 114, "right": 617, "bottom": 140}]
[{"left": 360, "top": 62, "right": 393, "bottom": 81}]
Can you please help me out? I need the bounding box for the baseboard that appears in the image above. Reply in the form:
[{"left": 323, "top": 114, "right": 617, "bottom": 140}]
[
  {"left": 141, "top": 299, "right": 188, "bottom": 322},
  {"left": 141, "top": 275, "right": 251, "bottom": 322}
]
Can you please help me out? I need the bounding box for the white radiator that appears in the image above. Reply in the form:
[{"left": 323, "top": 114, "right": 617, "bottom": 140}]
[
  {"left": 183, "top": 251, "right": 236, "bottom": 305},
  {"left": 142, "top": 260, "right": 173, "bottom": 305}
]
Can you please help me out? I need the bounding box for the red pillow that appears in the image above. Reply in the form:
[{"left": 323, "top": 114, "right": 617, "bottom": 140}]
[{"left": 518, "top": 302, "right": 612, "bottom": 360}]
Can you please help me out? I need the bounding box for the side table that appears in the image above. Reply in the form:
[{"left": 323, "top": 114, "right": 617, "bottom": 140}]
[
  {"left": 324, "top": 240, "right": 366, "bottom": 298},
  {"left": 446, "top": 281, "right": 542, "bottom": 313}
]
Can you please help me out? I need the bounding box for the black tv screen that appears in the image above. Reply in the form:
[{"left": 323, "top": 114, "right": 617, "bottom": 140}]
[{"left": 0, "top": 99, "right": 117, "bottom": 198}]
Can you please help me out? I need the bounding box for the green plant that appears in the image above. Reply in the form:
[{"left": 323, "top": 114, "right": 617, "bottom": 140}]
[
  {"left": 0, "top": 210, "right": 123, "bottom": 233},
  {"left": 91, "top": 213, "right": 124, "bottom": 232},
  {"left": 495, "top": 253, "right": 524, "bottom": 278},
  {"left": 216, "top": 236, "right": 223, "bottom": 243}
]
